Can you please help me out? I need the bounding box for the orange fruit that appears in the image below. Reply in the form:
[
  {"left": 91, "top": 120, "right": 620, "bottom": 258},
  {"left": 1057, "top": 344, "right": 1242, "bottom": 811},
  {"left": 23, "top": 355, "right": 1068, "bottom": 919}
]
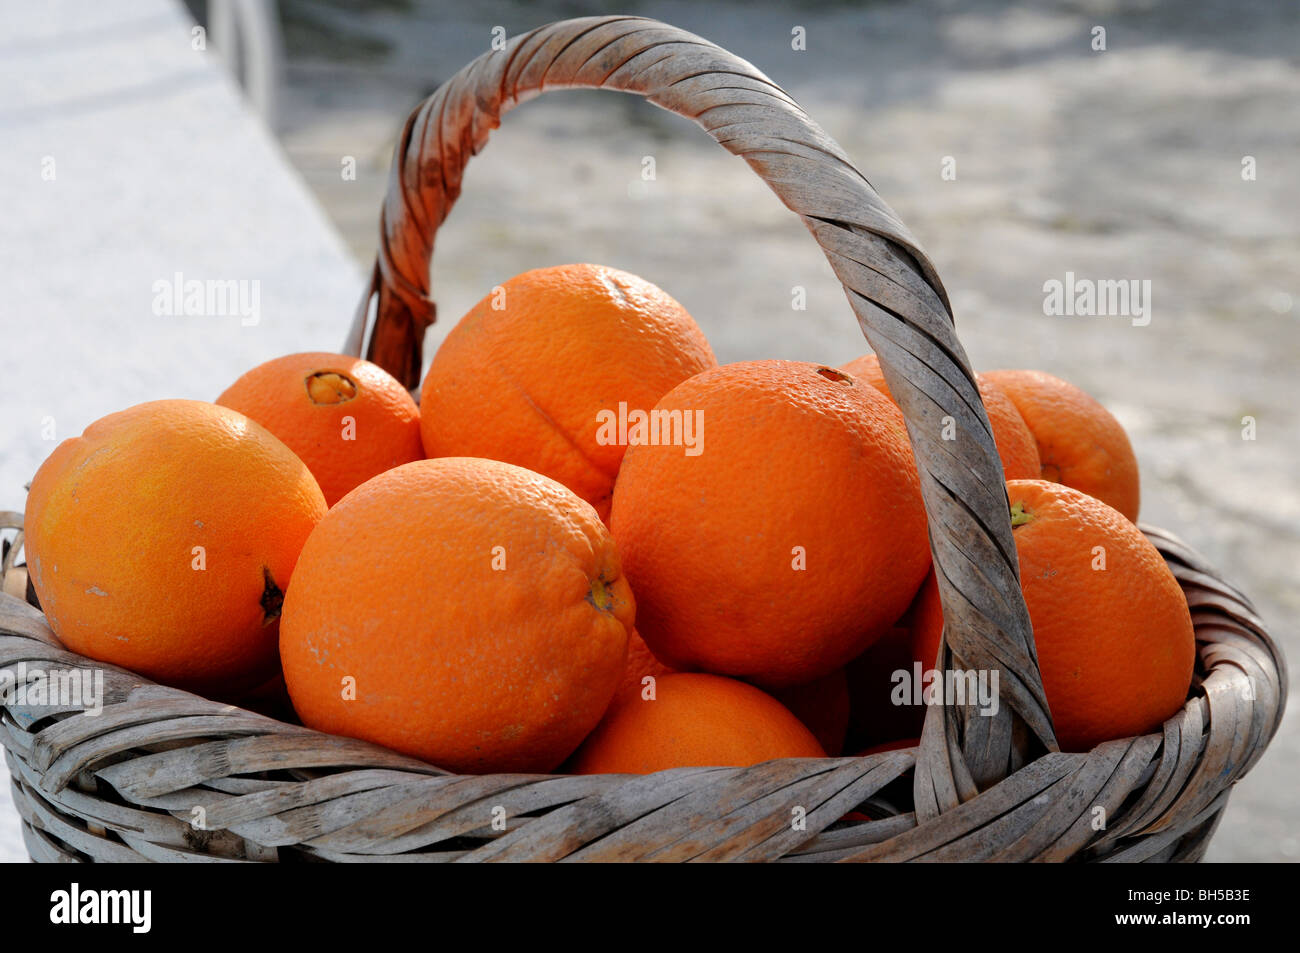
[
  {"left": 419, "top": 264, "right": 716, "bottom": 521},
  {"left": 279, "top": 457, "right": 633, "bottom": 774},
  {"left": 906, "top": 569, "right": 945, "bottom": 673},
  {"left": 570, "top": 673, "right": 825, "bottom": 774},
  {"left": 611, "top": 360, "right": 931, "bottom": 687},
  {"left": 974, "top": 375, "right": 1043, "bottom": 482},
  {"left": 24, "top": 400, "right": 326, "bottom": 694},
  {"left": 840, "top": 354, "right": 1040, "bottom": 481},
  {"left": 216, "top": 352, "right": 423, "bottom": 506},
  {"left": 1007, "top": 480, "right": 1193, "bottom": 751},
  {"left": 983, "top": 370, "right": 1140, "bottom": 520},
  {"left": 843, "top": 571, "right": 947, "bottom": 752},
  {"left": 771, "top": 668, "right": 851, "bottom": 756},
  {"left": 617, "top": 628, "right": 677, "bottom": 700}
]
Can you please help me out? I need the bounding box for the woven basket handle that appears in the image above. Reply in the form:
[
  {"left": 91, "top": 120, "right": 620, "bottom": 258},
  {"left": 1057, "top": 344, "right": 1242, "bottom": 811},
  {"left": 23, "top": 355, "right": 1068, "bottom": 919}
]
[{"left": 347, "top": 15, "right": 1058, "bottom": 799}]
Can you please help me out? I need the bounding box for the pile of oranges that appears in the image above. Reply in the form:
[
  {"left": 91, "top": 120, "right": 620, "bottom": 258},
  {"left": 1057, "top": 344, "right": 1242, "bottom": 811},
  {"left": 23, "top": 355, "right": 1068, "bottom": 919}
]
[{"left": 23, "top": 263, "right": 1195, "bottom": 775}]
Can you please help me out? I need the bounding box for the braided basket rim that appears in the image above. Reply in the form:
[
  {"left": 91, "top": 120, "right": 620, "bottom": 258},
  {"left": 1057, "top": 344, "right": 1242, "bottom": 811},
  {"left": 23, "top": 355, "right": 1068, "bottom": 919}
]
[{"left": 0, "top": 514, "right": 1286, "bottom": 862}]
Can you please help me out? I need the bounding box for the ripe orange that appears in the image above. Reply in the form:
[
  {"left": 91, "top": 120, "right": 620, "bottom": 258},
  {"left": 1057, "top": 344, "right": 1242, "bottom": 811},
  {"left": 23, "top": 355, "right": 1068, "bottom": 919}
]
[
  {"left": 617, "top": 628, "right": 677, "bottom": 700},
  {"left": 845, "top": 622, "right": 928, "bottom": 752},
  {"left": 973, "top": 375, "right": 1044, "bottom": 482},
  {"left": 842, "top": 572, "right": 948, "bottom": 752},
  {"left": 840, "top": 353, "right": 1040, "bottom": 481},
  {"left": 570, "top": 673, "right": 825, "bottom": 774},
  {"left": 983, "top": 370, "right": 1140, "bottom": 520},
  {"left": 906, "top": 569, "right": 945, "bottom": 673},
  {"left": 279, "top": 457, "right": 633, "bottom": 774},
  {"left": 771, "top": 668, "right": 851, "bottom": 756},
  {"left": 24, "top": 400, "right": 327, "bottom": 694},
  {"left": 419, "top": 264, "right": 716, "bottom": 521},
  {"left": 1007, "top": 479, "right": 1193, "bottom": 751},
  {"left": 216, "top": 352, "right": 423, "bottom": 506},
  {"left": 610, "top": 360, "right": 931, "bottom": 687}
]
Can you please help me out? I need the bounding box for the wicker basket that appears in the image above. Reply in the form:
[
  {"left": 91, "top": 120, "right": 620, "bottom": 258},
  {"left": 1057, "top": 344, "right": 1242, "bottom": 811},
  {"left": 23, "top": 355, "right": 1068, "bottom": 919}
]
[{"left": 0, "top": 15, "right": 1286, "bottom": 863}]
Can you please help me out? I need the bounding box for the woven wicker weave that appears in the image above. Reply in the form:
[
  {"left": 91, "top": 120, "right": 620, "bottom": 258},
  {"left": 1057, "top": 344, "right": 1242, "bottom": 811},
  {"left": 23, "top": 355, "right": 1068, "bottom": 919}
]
[{"left": 0, "top": 15, "right": 1286, "bottom": 862}]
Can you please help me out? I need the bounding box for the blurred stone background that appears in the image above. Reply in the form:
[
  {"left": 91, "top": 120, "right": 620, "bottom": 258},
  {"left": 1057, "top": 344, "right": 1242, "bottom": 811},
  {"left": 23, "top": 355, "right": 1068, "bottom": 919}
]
[
  {"left": 265, "top": 0, "right": 1298, "bottom": 861},
  {"left": 3, "top": 0, "right": 1295, "bottom": 861}
]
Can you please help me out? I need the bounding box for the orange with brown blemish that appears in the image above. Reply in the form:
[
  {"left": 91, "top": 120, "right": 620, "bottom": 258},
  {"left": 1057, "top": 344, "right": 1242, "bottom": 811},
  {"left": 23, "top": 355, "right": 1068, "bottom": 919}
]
[
  {"left": 218, "top": 352, "right": 423, "bottom": 506},
  {"left": 24, "top": 400, "right": 327, "bottom": 694}
]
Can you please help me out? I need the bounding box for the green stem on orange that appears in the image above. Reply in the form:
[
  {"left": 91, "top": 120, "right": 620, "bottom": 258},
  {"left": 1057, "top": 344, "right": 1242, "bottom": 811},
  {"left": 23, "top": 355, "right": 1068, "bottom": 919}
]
[{"left": 1010, "top": 500, "right": 1034, "bottom": 528}]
